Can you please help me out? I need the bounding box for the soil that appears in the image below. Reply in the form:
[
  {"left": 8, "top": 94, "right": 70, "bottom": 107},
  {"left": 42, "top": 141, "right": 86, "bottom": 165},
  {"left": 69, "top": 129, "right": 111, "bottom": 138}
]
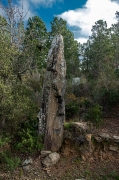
[{"left": 0, "top": 106, "right": 119, "bottom": 180}]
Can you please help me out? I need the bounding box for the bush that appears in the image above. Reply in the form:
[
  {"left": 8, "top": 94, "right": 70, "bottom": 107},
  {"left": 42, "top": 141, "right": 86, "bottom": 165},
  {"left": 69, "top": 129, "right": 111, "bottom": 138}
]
[
  {"left": 64, "top": 122, "right": 72, "bottom": 131},
  {"left": 14, "top": 119, "right": 43, "bottom": 153},
  {"left": 95, "top": 87, "right": 119, "bottom": 107},
  {"left": 2, "top": 151, "right": 21, "bottom": 171},
  {"left": 86, "top": 103, "right": 103, "bottom": 126},
  {"left": 65, "top": 101, "right": 79, "bottom": 119},
  {"left": 80, "top": 97, "right": 92, "bottom": 109},
  {"left": 0, "top": 137, "right": 10, "bottom": 147}
]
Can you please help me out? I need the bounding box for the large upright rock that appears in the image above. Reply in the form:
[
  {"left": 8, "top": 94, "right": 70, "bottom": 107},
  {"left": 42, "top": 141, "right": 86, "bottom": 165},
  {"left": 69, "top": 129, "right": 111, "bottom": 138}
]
[{"left": 37, "top": 34, "right": 66, "bottom": 152}]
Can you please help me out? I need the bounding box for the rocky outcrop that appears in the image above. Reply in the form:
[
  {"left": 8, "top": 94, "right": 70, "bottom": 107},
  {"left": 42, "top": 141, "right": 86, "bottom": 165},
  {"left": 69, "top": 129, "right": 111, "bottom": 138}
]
[
  {"left": 37, "top": 34, "right": 66, "bottom": 152},
  {"left": 63, "top": 122, "right": 119, "bottom": 161}
]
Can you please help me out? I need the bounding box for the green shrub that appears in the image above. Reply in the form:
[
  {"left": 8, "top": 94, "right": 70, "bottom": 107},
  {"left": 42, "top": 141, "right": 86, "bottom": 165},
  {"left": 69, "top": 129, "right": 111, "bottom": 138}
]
[
  {"left": 0, "top": 137, "right": 10, "bottom": 147},
  {"left": 64, "top": 122, "right": 72, "bottom": 131},
  {"left": 65, "top": 101, "right": 79, "bottom": 119},
  {"left": 93, "top": 87, "right": 119, "bottom": 108},
  {"left": 14, "top": 119, "right": 43, "bottom": 153},
  {"left": 86, "top": 103, "right": 102, "bottom": 125},
  {"left": 2, "top": 151, "right": 21, "bottom": 171}
]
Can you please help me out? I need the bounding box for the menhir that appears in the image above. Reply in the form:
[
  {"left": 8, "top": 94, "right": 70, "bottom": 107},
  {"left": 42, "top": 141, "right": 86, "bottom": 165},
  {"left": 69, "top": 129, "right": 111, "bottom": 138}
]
[{"left": 37, "top": 34, "right": 66, "bottom": 152}]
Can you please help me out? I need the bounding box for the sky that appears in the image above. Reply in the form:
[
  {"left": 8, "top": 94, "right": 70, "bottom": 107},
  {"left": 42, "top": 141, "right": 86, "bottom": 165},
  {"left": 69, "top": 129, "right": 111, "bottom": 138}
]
[{"left": 1, "top": 0, "right": 119, "bottom": 44}]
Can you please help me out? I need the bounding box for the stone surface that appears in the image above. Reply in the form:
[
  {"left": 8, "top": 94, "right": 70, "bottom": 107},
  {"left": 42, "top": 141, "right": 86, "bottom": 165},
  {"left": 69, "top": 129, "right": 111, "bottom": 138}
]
[
  {"left": 72, "top": 122, "right": 89, "bottom": 132},
  {"left": 42, "top": 152, "right": 60, "bottom": 167},
  {"left": 113, "top": 136, "right": 119, "bottom": 143},
  {"left": 94, "top": 136, "right": 102, "bottom": 142},
  {"left": 40, "top": 151, "right": 52, "bottom": 158},
  {"left": 109, "top": 145, "right": 118, "bottom": 152},
  {"left": 99, "top": 133, "right": 110, "bottom": 140},
  {"left": 37, "top": 34, "right": 66, "bottom": 152},
  {"left": 22, "top": 157, "right": 33, "bottom": 166},
  {"left": 22, "top": 165, "right": 31, "bottom": 171}
]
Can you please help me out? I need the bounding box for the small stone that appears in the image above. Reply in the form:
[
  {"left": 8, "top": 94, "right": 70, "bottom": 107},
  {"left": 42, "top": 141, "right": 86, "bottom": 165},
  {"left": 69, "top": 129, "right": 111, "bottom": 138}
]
[
  {"left": 113, "top": 136, "right": 119, "bottom": 143},
  {"left": 42, "top": 152, "right": 60, "bottom": 167},
  {"left": 109, "top": 145, "right": 118, "bottom": 152},
  {"left": 22, "top": 157, "right": 33, "bottom": 166},
  {"left": 81, "top": 155, "right": 86, "bottom": 161},
  {"left": 99, "top": 133, "right": 110, "bottom": 140},
  {"left": 94, "top": 136, "right": 102, "bottom": 142},
  {"left": 72, "top": 122, "right": 88, "bottom": 131},
  {"left": 22, "top": 165, "right": 31, "bottom": 171},
  {"left": 40, "top": 151, "right": 52, "bottom": 158},
  {"left": 85, "top": 134, "right": 92, "bottom": 142}
]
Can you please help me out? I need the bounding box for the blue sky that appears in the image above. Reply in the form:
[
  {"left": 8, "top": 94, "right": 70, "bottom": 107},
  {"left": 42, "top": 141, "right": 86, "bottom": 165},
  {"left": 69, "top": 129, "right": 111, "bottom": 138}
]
[{"left": 1, "top": 0, "right": 119, "bottom": 44}]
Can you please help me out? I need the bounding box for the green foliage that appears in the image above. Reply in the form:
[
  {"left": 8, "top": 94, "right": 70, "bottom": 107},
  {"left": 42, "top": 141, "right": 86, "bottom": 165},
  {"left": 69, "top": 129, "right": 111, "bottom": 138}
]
[
  {"left": 2, "top": 151, "right": 21, "bottom": 171},
  {"left": 86, "top": 103, "right": 102, "bottom": 125},
  {"left": 100, "top": 171, "right": 119, "bottom": 180},
  {"left": 0, "top": 81, "right": 39, "bottom": 132},
  {"left": 0, "top": 137, "right": 10, "bottom": 147},
  {"left": 106, "top": 171, "right": 119, "bottom": 180},
  {"left": 14, "top": 119, "right": 43, "bottom": 153},
  {"left": 65, "top": 101, "right": 79, "bottom": 119},
  {"left": 64, "top": 122, "right": 72, "bottom": 131},
  {"left": 25, "top": 16, "right": 49, "bottom": 70},
  {"left": 97, "top": 88, "right": 119, "bottom": 107},
  {"left": 80, "top": 97, "right": 92, "bottom": 109}
]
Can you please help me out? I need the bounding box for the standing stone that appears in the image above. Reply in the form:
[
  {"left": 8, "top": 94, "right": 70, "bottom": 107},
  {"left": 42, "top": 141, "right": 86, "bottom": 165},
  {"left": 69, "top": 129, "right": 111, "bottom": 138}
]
[{"left": 37, "top": 34, "right": 66, "bottom": 152}]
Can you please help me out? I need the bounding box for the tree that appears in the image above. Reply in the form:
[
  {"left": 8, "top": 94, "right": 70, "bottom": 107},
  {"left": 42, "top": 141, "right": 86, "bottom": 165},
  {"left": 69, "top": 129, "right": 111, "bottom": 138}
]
[
  {"left": 81, "top": 20, "right": 115, "bottom": 83},
  {"left": 25, "top": 16, "right": 49, "bottom": 70},
  {"left": 0, "top": 1, "right": 43, "bottom": 135}
]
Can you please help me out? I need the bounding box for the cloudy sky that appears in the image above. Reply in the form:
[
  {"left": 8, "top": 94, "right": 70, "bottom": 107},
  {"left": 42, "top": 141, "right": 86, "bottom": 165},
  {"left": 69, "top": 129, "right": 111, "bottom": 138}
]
[{"left": 1, "top": 0, "right": 119, "bottom": 44}]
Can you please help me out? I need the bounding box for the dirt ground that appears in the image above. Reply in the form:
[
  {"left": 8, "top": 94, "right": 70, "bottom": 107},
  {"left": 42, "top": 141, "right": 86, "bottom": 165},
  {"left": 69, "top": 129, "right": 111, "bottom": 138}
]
[{"left": 1, "top": 149, "right": 119, "bottom": 180}]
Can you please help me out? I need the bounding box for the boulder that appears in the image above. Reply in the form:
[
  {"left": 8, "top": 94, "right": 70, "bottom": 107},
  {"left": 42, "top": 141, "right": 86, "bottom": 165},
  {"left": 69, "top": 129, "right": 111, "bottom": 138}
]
[
  {"left": 72, "top": 122, "right": 89, "bottom": 132},
  {"left": 113, "top": 136, "right": 119, "bottom": 143},
  {"left": 109, "top": 145, "right": 118, "bottom": 152},
  {"left": 42, "top": 152, "right": 60, "bottom": 167},
  {"left": 40, "top": 150, "right": 52, "bottom": 158}
]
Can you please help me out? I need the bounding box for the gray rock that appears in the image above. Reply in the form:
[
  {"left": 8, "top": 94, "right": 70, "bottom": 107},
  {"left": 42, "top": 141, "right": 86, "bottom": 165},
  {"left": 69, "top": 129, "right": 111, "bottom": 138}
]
[
  {"left": 99, "top": 133, "right": 110, "bottom": 140},
  {"left": 41, "top": 150, "right": 52, "bottom": 158},
  {"left": 22, "top": 157, "right": 33, "bottom": 166},
  {"left": 113, "top": 136, "right": 119, "bottom": 143},
  {"left": 109, "top": 145, "right": 118, "bottom": 152},
  {"left": 22, "top": 165, "right": 31, "bottom": 171},
  {"left": 42, "top": 152, "right": 60, "bottom": 167},
  {"left": 72, "top": 122, "right": 89, "bottom": 132},
  {"left": 94, "top": 136, "right": 102, "bottom": 142}
]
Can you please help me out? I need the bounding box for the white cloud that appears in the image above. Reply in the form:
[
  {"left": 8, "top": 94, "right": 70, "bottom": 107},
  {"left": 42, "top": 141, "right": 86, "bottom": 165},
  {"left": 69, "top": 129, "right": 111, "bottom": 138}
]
[
  {"left": 75, "top": 37, "right": 88, "bottom": 44},
  {"left": 30, "top": 0, "right": 63, "bottom": 7},
  {"left": 0, "top": 0, "right": 63, "bottom": 22},
  {"left": 57, "top": 0, "right": 119, "bottom": 43},
  {"left": 17, "top": 0, "right": 35, "bottom": 21}
]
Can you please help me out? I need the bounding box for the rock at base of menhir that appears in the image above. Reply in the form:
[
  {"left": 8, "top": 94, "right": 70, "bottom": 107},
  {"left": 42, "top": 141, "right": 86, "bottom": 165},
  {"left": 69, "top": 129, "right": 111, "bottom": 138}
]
[
  {"left": 42, "top": 152, "right": 60, "bottom": 167},
  {"left": 40, "top": 150, "right": 52, "bottom": 158}
]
